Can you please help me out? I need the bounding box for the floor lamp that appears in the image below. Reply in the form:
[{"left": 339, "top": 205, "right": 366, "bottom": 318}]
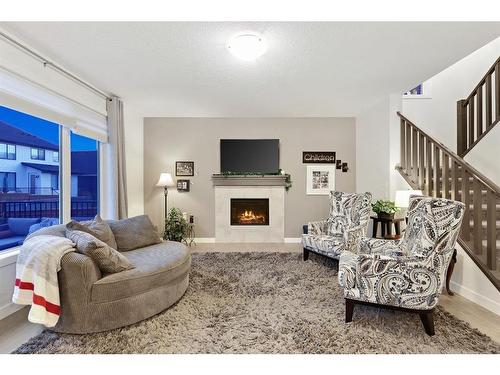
[{"left": 156, "top": 173, "right": 175, "bottom": 222}]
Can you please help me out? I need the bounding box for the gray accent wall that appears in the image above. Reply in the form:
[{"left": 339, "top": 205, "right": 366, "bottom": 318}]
[{"left": 143, "top": 118, "right": 356, "bottom": 238}]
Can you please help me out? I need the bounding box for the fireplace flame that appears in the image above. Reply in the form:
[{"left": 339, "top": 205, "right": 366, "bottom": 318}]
[{"left": 238, "top": 210, "right": 265, "bottom": 224}]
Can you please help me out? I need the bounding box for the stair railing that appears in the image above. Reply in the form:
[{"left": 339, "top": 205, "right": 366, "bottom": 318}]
[
  {"left": 398, "top": 112, "right": 500, "bottom": 291},
  {"left": 457, "top": 56, "right": 500, "bottom": 157}
]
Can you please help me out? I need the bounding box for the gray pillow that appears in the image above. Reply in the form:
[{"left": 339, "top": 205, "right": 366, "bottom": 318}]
[
  {"left": 108, "top": 215, "right": 162, "bottom": 252},
  {"left": 66, "top": 229, "right": 134, "bottom": 273},
  {"left": 66, "top": 215, "right": 118, "bottom": 250}
]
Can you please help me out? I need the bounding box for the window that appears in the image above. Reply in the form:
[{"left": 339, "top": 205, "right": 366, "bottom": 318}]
[
  {"left": 0, "top": 143, "right": 16, "bottom": 160},
  {"left": 0, "top": 105, "right": 60, "bottom": 252},
  {"left": 71, "top": 132, "right": 99, "bottom": 221},
  {"left": 0, "top": 172, "right": 16, "bottom": 193},
  {"left": 53, "top": 151, "right": 59, "bottom": 163},
  {"left": 31, "top": 148, "right": 46, "bottom": 160}
]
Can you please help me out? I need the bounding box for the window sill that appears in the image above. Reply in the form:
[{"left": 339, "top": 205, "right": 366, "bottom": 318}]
[
  {"left": 402, "top": 95, "right": 432, "bottom": 100},
  {"left": 0, "top": 246, "right": 20, "bottom": 267}
]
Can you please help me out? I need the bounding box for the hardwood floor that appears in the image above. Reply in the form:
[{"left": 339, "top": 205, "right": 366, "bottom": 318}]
[{"left": 0, "top": 243, "right": 498, "bottom": 353}]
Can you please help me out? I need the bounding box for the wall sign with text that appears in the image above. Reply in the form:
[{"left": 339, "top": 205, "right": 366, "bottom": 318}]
[{"left": 302, "top": 151, "right": 336, "bottom": 164}]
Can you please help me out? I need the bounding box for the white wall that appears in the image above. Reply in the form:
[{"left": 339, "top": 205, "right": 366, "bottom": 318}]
[
  {"left": 464, "top": 123, "right": 500, "bottom": 187},
  {"left": 356, "top": 94, "right": 405, "bottom": 201},
  {"left": 402, "top": 37, "right": 500, "bottom": 152}
]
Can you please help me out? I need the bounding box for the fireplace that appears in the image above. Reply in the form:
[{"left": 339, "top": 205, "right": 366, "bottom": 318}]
[{"left": 231, "top": 198, "right": 269, "bottom": 226}]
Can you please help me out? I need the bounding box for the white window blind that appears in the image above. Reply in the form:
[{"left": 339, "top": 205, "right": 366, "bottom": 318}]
[{"left": 0, "top": 33, "right": 108, "bottom": 143}]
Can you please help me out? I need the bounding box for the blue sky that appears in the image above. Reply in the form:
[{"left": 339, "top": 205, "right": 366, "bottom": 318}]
[{"left": 0, "top": 105, "right": 97, "bottom": 151}]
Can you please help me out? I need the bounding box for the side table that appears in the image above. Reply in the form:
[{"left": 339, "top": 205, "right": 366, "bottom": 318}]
[
  {"left": 183, "top": 223, "right": 196, "bottom": 247},
  {"left": 370, "top": 216, "right": 405, "bottom": 239}
]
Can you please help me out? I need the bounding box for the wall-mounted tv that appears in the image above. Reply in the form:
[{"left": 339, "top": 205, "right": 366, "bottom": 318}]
[{"left": 220, "top": 139, "right": 280, "bottom": 174}]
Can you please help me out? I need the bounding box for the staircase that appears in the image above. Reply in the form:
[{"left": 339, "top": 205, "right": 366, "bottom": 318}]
[
  {"left": 396, "top": 56, "right": 500, "bottom": 291},
  {"left": 397, "top": 112, "right": 500, "bottom": 291}
]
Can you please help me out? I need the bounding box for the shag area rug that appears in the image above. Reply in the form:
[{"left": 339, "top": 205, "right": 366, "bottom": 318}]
[{"left": 14, "top": 252, "right": 500, "bottom": 354}]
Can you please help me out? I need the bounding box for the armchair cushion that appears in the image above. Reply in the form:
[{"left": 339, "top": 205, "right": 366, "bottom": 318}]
[{"left": 302, "top": 233, "right": 345, "bottom": 258}]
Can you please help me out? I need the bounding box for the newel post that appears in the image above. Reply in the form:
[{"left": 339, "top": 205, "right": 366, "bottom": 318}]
[{"left": 457, "top": 99, "right": 467, "bottom": 156}]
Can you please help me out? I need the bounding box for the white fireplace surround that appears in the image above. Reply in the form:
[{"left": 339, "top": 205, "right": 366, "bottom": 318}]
[{"left": 214, "top": 185, "right": 285, "bottom": 243}]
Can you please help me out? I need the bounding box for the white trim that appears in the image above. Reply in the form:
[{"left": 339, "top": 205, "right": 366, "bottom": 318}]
[
  {"left": 194, "top": 238, "right": 216, "bottom": 243},
  {"left": 0, "top": 247, "right": 19, "bottom": 267},
  {"left": 60, "top": 127, "right": 71, "bottom": 223},
  {"left": 0, "top": 302, "right": 23, "bottom": 320},
  {"left": 284, "top": 237, "right": 302, "bottom": 243},
  {"left": 450, "top": 281, "right": 500, "bottom": 316},
  {"left": 402, "top": 95, "right": 432, "bottom": 100}
]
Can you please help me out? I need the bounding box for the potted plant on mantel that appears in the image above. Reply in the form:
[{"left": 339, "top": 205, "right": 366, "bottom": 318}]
[{"left": 371, "top": 200, "right": 399, "bottom": 220}]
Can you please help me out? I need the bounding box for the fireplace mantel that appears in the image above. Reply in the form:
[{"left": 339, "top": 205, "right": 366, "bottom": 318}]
[{"left": 212, "top": 174, "right": 288, "bottom": 187}]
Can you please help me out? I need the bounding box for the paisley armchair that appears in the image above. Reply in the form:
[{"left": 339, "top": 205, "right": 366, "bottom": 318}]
[
  {"left": 302, "top": 191, "right": 372, "bottom": 261},
  {"left": 338, "top": 196, "right": 465, "bottom": 335}
]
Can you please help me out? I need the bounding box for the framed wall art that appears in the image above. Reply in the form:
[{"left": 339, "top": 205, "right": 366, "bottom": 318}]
[
  {"left": 306, "top": 165, "right": 336, "bottom": 195},
  {"left": 176, "top": 161, "right": 194, "bottom": 176},
  {"left": 176, "top": 179, "right": 190, "bottom": 192}
]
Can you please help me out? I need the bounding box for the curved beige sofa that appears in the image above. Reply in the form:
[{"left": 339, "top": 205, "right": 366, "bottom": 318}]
[{"left": 28, "top": 224, "right": 191, "bottom": 334}]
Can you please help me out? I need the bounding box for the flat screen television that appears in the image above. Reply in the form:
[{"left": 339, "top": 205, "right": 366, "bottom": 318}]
[{"left": 220, "top": 139, "right": 280, "bottom": 174}]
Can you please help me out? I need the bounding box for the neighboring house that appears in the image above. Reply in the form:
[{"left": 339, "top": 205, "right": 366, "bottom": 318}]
[{"left": 0, "top": 120, "right": 97, "bottom": 199}]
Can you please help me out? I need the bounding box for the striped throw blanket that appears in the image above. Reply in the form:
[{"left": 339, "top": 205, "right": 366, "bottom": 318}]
[{"left": 12, "top": 235, "right": 75, "bottom": 327}]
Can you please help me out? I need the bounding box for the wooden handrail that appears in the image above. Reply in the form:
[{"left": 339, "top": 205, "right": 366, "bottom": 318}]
[
  {"left": 457, "top": 56, "right": 500, "bottom": 157},
  {"left": 398, "top": 112, "right": 500, "bottom": 196},
  {"left": 397, "top": 112, "right": 500, "bottom": 291}
]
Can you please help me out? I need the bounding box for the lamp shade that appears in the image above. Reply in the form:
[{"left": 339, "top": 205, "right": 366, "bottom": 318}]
[
  {"left": 395, "top": 189, "right": 423, "bottom": 208},
  {"left": 156, "top": 173, "right": 175, "bottom": 187}
]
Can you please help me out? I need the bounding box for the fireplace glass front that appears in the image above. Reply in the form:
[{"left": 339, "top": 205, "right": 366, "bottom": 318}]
[{"left": 230, "top": 198, "right": 270, "bottom": 226}]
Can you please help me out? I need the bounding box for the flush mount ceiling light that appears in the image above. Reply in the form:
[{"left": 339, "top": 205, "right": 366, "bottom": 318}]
[{"left": 227, "top": 32, "right": 267, "bottom": 61}]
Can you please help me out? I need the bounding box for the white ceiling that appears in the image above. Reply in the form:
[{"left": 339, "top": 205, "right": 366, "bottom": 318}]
[{"left": 2, "top": 22, "right": 500, "bottom": 117}]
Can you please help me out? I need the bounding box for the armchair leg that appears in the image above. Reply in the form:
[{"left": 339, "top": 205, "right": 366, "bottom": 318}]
[
  {"left": 345, "top": 298, "right": 355, "bottom": 323},
  {"left": 419, "top": 310, "right": 435, "bottom": 336},
  {"left": 303, "top": 248, "right": 310, "bottom": 261},
  {"left": 446, "top": 249, "right": 457, "bottom": 296}
]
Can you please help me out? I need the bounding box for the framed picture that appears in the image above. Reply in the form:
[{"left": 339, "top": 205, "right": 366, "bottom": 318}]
[
  {"left": 336, "top": 159, "right": 342, "bottom": 169},
  {"left": 302, "top": 151, "right": 335, "bottom": 164},
  {"left": 176, "top": 179, "right": 190, "bottom": 192},
  {"left": 306, "top": 165, "right": 335, "bottom": 195},
  {"left": 342, "top": 162, "right": 349, "bottom": 172},
  {"left": 176, "top": 161, "right": 194, "bottom": 176}
]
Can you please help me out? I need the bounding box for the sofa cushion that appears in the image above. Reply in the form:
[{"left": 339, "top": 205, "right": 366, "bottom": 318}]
[
  {"left": 91, "top": 241, "right": 190, "bottom": 303},
  {"left": 66, "top": 229, "right": 134, "bottom": 274},
  {"left": 8, "top": 218, "right": 41, "bottom": 236},
  {"left": 108, "top": 215, "right": 162, "bottom": 252},
  {"left": 28, "top": 217, "right": 60, "bottom": 236},
  {"left": 67, "top": 215, "right": 118, "bottom": 250},
  {"left": 0, "top": 236, "right": 25, "bottom": 250},
  {"left": 0, "top": 230, "right": 14, "bottom": 239}
]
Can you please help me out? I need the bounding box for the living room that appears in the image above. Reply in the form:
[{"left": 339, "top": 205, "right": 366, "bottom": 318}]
[{"left": 1, "top": 0, "right": 500, "bottom": 371}]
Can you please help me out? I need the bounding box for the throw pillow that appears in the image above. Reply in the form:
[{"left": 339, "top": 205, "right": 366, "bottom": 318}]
[
  {"left": 108, "top": 215, "right": 162, "bottom": 252},
  {"left": 66, "top": 214, "right": 118, "bottom": 250},
  {"left": 66, "top": 229, "right": 134, "bottom": 273}
]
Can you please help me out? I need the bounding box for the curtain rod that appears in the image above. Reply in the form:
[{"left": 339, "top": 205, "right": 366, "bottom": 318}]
[{"left": 0, "top": 30, "right": 112, "bottom": 101}]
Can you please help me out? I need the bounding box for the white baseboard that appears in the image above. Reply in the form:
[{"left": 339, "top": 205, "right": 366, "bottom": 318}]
[
  {"left": 0, "top": 302, "right": 23, "bottom": 321},
  {"left": 194, "top": 238, "right": 216, "bottom": 243},
  {"left": 450, "top": 281, "right": 500, "bottom": 316},
  {"left": 284, "top": 237, "right": 301, "bottom": 243}
]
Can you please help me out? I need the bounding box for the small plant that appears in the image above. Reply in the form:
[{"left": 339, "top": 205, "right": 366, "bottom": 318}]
[
  {"left": 164, "top": 207, "right": 189, "bottom": 242},
  {"left": 371, "top": 200, "right": 399, "bottom": 216}
]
